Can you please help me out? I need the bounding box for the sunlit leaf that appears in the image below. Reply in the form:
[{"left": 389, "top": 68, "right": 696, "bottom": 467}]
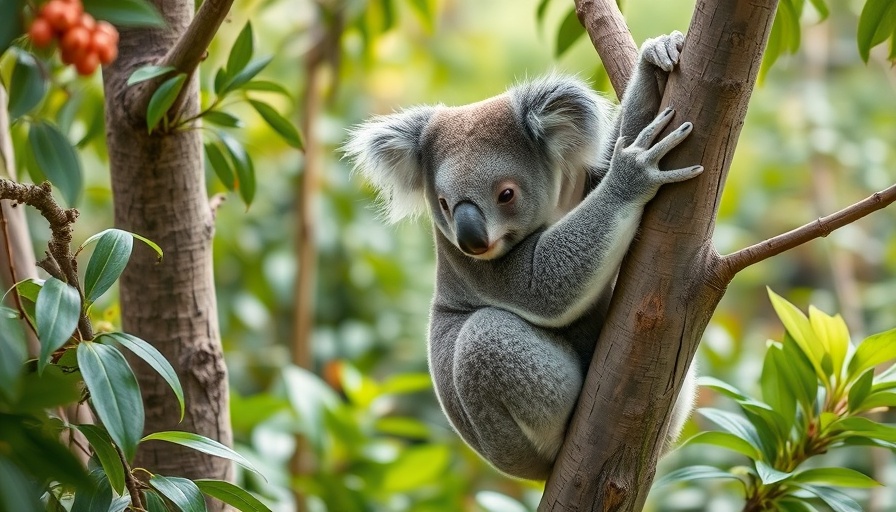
[
  {"left": 555, "top": 8, "right": 585, "bottom": 57},
  {"left": 282, "top": 365, "right": 340, "bottom": 452},
  {"left": 147, "top": 74, "right": 187, "bottom": 132},
  {"left": 150, "top": 475, "right": 207, "bottom": 512},
  {"left": 374, "top": 417, "right": 430, "bottom": 439},
  {"left": 834, "top": 417, "right": 896, "bottom": 443},
  {"left": 83, "top": 0, "right": 165, "bottom": 27},
  {"left": 536, "top": 0, "right": 552, "bottom": 28},
  {"left": 379, "top": 372, "right": 431, "bottom": 395},
  {"left": 768, "top": 288, "right": 827, "bottom": 385},
  {"left": 195, "top": 479, "right": 272, "bottom": 512},
  {"left": 99, "top": 332, "right": 184, "bottom": 421},
  {"left": 856, "top": 391, "right": 896, "bottom": 410},
  {"left": 761, "top": 346, "right": 796, "bottom": 433},
  {"left": 407, "top": 0, "right": 435, "bottom": 32},
  {"left": 698, "top": 375, "right": 750, "bottom": 402},
  {"left": 240, "top": 80, "right": 291, "bottom": 96},
  {"left": 35, "top": 277, "right": 81, "bottom": 373},
  {"left": 794, "top": 483, "right": 864, "bottom": 512},
  {"left": 127, "top": 65, "right": 176, "bottom": 86},
  {"left": 28, "top": 121, "right": 83, "bottom": 207},
  {"left": 205, "top": 142, "right": 235, "bottom": 190},
  {"left": 755, "top": 460, "right": 790, "bottom": 485},
  {"left": 857, "top": 0, "right": 896, "bottom": 62},
  {"left": 848, "top": 369, "right": 874, "bottom": 412},
  {"left": 84, "top": 229, "right": 133, "bottom": 305},
  {"left": 141, "top": 431, "right": 262, "bottom": 476},
  {"left": 698, "top": 408, "right": 766, "bottom": 456},
  {"left": 381, "top": 444, "right": 450, "bottom": 492},
  {"left": 202, "top": 110, "right": 244, "bottom": 128},
  {"left": 248, "top": 100, "right": 304, "bottom": 149},
  {"left": 848, "top": 327, "right": 896, "bottom": 378},
  {"left": 652, "top": 465, "right": 742, "bottom": 489},
  {"left": 9, "top": 50, "right": 47, "bottom": 119},
  {"left": 792, "top": 467, "right": 880, "bottom": 488},
  {"left": 681, "top": 430, "right": 761, "bottom": 460},
  {"left": 809, "top": 305, "right": 850, "bottom": 382},
  {"left": 219, "top": 132, "right": 255, "bottom": 206},
  {"left": 220, "top": 57, "right": 273, "bottom": 94},
  {"left": 76, "top": 424, "right": 126, "bottom": 495},
  {"left": 227, "top": 23, "right": 254, "bottom": 77},
  {"left": 808, "top": 0, "right": 829, "bottom": 20},
  {"left": 78, "top": 341, "right": 144, "bottom": 461}
]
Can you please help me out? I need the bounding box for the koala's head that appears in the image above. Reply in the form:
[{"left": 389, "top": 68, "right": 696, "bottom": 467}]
[{"left": 345, "top": 75, "right": 613, "bottom": 260}]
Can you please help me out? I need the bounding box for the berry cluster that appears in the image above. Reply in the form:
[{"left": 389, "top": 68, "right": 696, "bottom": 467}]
[{"left": 28, "top": 0, "right": 119, "bottom": 76}]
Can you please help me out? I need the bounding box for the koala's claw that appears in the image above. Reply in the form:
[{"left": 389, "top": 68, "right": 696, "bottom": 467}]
[
  {"left": 641, "top": 30, "right": 685, "bottom": 72},
  {"left": 616, "top": 108, "right": 703, "bottom": 188}
]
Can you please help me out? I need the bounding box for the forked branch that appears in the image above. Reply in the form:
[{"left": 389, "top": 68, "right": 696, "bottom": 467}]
[
  {"left": 573, "top": 0, "right": 637, "bottom": 95},
  {"left": 721, "top": 182, "right": 896, "bottom": 279}
]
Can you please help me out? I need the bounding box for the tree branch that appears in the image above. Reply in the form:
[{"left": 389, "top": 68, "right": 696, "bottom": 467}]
[
  {"left": 720, "top": 182, "right": 896, "bottom": 279},
  {"left": 573, "top": 0, "right": 637, "bottom": 96},
  {"left": 0, "top": 178, "right": 92, "bottom": 340},
  {"left": 132, "top": 0, "right": 234, "bottom": 117}
]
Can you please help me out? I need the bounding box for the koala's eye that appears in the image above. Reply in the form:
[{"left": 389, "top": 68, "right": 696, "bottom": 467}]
[
  {"left": 498, "top": 188, "right": 515, "bottom": 204},
  {"left": 438, "top": 198, "right": 449, "bottom": 212}
]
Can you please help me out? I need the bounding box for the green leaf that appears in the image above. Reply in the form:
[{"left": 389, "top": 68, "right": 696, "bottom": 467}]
[
  {"left": 768, "top": 288, "right": 828, "bottom": 386},
  {"left": 698, "top": 376, "right": 750, "bottom": 402},
  {"left": 80, "top": 228, "right": 163, "bottom": 262},
  {"left": 282, "top": 365, "right": 340, "bottom": 451},
  {"left": 652, "top": 465, "right": 742, "bottom": 489},
  {"left": 761, "top": 345, "right": 797, "bottom": 433},
  {"left": 195, "top": 479, "right": 272, "bottom": 512},
  {"left": 143, "top": 491, "right": 169, "bottom": 512},
  {"left": 70, "top": 468, "right": 113, "bottom": 512},
  {"left": 848, "top": 327, "right": 896, "bottom": 378},
  {"left": 240, "top": 80, "right": 291, "bottom": 96},
  {"left": 780, "top": 335, "right": 820, "bottom": 413},
  {"left": 141, "top": 431, "right": 263, "bottom": 476},
  {"left": 10, "top": 365, "right": 82, "bottom": 412},
  {"left": 227, "top": 23, "right": 254, "bottom": 77},
  {"left": 0, "top": 0, "right": 24, "bottom": 54},
  {"left": 808, "top": 0, "right": 829, "bottom": 20},
  {"left": 127, "top": 65, "right": 176, "bottom": 86},
  {"left": 792, "top": 467, "right": 880, "bottom": 488},
  {"left": 407, "top": 0, "right": 435, "bottom": 32},
  {"left": 219, "top": 132, "right": 255, "bottom": 206},
  {"left": 536, "top": 0, "right": 552, "bottom": 28},
  {"left": 248, "top": 100, "right": 304, "bottom": 149},
  {"left": 381, "top": 444, "right": 450, "bottom": 492},
  {"left": 856, "top": 391, "right": 896, "bottom": 410},
  {"left": 76, "top": 424, "right": 126, "bottom": 495},
  {"left": 0, "top": 413, "right": 92, "bottom": 488},
  {"left": 147, "top": 74, "right": 187, "bottom": 132},
  {"left": 857, "top": 0, "right": 896, "bottom": 62},
  {"left": 35, "top": 277, "right": 81, "bottom": 373},
  {"left": 755, "top": 460, "right": 791, "bottom": 484},
  {"left": 379, "top": 372, "right": 432, "bottom": 395},
  {"left": 374, "top": 417, "right": 430, "bottom": 440},
  {"left": 809, "top": 305, "right": 850, "bottom": 382},
  {"left": 698, "top": 408, "right": 766, "bottom": 455},
  {"left": 202, "top": 110, "right": 244, "bottom": 128},
  {"left": 681, "top": 430, "right": 761, "bottom": 460},
  {"left": 28, "top": 121, "right": 83, "bottom": 207},
  {"left": 205, "top": 142, "right": 235, "bottom": 190},
  {"left": 99, "top": 332, "right": 185, "bottom": 421},
  {"left": 741, "top": 401, "right": 789, "bottom": 450},
  {"left": 0, "top": 307, "right": 27, "bottom": 401},
  {"left": 555, "top": 8, "right": 585, "bottom": 57},
  {"left": 78, "top": 341, "right": 144, "bottom": 461},
  {"left": 150, "top": 475, "right": 207, "bottom": 512},
  {"left": 848, "top": 369, "right": 874, "bottom": 412},
  {"left": 83, "top": 0, "right": 165, "bottom": 27},
  {"left": 834, "top": 417, "right": 896, "bottom": 443},
  {"left": 795, "top": 483, "right": 864, "bottom": 512},
  {"left": 84, "top": 229, "right": 133, "bottom": 305},
  {"left": 213, "top": 68, "right": 228, "bottom": 96},
  {"left": 221, "top": 56, "right": 273, "bottom": 95},
  {"left": 9, "top": 50, "right": 48, "bottom": 119}
]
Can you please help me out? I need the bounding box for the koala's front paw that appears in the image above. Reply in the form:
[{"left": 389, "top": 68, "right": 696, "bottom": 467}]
[
  {"left": 640, "top": 31, "right": 685, "bottom": 72},
  {"left": 610, "top": 107, "right": 703, "bottom": 199}
]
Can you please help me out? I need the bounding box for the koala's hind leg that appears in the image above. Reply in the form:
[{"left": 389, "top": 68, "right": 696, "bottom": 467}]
[{"left": 453, "top": 308, "right": 582, "bottom": 480}]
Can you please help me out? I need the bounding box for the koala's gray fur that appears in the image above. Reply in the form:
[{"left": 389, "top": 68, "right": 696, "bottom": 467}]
[{"left": 345, "top": 32, "right": 702, "bottom": 481}]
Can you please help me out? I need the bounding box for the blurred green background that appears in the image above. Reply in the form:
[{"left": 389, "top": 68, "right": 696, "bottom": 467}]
[{"left": 17, "top": 0, "right": 896, "bottom": 510}]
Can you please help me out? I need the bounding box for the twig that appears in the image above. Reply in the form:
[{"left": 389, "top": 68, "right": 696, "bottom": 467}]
[
  {"left": 0, "top": 206, "right": 25, "bottom": 313},
  {"left": 573, "top": 0, "right": 638, "bottom": 96},
  {"left": 720, "top": 182, "right": 896, "bottom": 279},
  {"left": 132, "top": 0, "right": 235, "bottom": 117},
  {"left": 115, "top": 443, "right": 144, "bottom": 510},
  {"left": 0, "top": 178, "right": 93, "bottom": 340}
]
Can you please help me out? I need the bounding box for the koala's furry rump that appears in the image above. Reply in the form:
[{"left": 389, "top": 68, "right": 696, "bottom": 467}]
[{"left": 345, "top": 32, "right": 701, "bottom": 480}]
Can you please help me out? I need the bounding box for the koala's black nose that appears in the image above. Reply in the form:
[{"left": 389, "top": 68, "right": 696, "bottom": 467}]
[{"left": 453, "top": 202, "right": 489, "bottom": 255}]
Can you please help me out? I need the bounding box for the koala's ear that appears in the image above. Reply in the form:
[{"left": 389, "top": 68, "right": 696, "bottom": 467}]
[
  {"left": 508, "top": 75, "right": 615, "bottom": 174},
  {"left": 344, "top": 106, "right": 436, "bottom": 222}
]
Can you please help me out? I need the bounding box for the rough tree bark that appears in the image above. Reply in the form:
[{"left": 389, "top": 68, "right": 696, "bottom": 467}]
[
  {"left": 541, "top": 1, "right": 896, "bottom": 509},
  {"left": 102, "top": 0, "right": 234, "bottom": 503}
]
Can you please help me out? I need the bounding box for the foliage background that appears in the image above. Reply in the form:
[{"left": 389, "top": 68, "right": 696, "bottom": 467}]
[{"left": 5, "top": 0, "right": 896, "bottom": 510}]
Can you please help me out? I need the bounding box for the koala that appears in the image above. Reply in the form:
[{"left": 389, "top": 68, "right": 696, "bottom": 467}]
[{"left": 345, "top": 32, "right": 701, "bottom": 481}]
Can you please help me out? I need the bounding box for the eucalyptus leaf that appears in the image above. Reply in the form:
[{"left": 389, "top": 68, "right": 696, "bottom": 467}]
[
  {"left": 555, "top": 8, "right": 585, "bottom": 57},
  {"left": 0, "top": 307, "right": 26, "bottom": 401},
  {"left": 221, "top": 57, "right": 273, "bottom": 95},
  {"left": 150, "top": 475, "right": 207, "bottom": 512},
  {"left": 146, "top": 74, "right": 187, "bottom": 132},
  {"left": 202, "top": 110, "right": 244, "bottom": 128},
  {"left": 248, "top": 100, "right": 304, "bottom": 149},
  {"left": 84, "top": 229, "right": 133, "bottom": 305},
  {"left": 205, "top": 142, "right": 235, "bottom": 190},
  {"left": 78, "top": 341, "right": 144, "bottom": 461},
  {"left": 698, "top": 408, "right": 766, "bottom": 456},
  {"left": 681, "top": 430, "right": 761, "bottom": 460},
  {"left": 195, "top": 479, "right": 272, "bottom": 512},
  {"left": 848, "top": 369, "right": 874, "bottom": 412},
  {"left": 35, "top": 277, "right": 81, "bottom": 374},
  {"left": 381, "top": 444, "right": 450, "bottom": 492},
  {"left": 79, "top": 228, "right": 163, "bottom": 262},
  {"left": 219, "top": 133, "right": 255, "bottom": 206},
  {"left": 127, "top": 65, "right": 176, "bottom": 86},
  {"left": 795, "top": 483, "right": 864, "bottom": 512},
  {"left": 857, "top": 0, "right": 896, "bottom": 62},
  {"left": 76, "top": 424, "right": 127, "bottom": 495},
  {"left": 652, "top": 465, "right": 742, "bottom": 489},
  {"left": 141, "top": 431, "right": 262, "bottom": 476},
  {"left": 768, "top": 288, "right": 827, "bottom": 385},
  {"left": 28, "top": 121, "right": 83, "bottom": 207},
  {"left": 791, "top": 467, "right": 879, "bottom": 488},
  {"left": 755, "top": 460, "right": 791, "bottom": 485},
  {"left": 9, "top": 50, "right": 48, "bottom": 119},
  {"left": 240, "top": 80, "right": 291, "bottom": 96},
  {"left": 227, "top": 23, "right": 254, "bottom": 77}
]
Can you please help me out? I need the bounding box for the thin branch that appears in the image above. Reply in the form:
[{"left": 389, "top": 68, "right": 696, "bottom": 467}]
[
  {"left": 721, "top": 182, "right": 896, "bottom": 279},
  {"left": 573, "top": 0, "right": 638, "bottom": 96},
  {"left": 0, "top": 178, "right": 92, "bottom": 340},
  {"left": 133, "top": 0, "right": 235, "bottom": 117}
]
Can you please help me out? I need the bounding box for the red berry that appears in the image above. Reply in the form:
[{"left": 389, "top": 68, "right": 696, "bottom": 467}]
[
  {"left": 95, "top": 20, "right": 118, "bottom": 44},
  {"left": 42, "top": 0, "right": 82, "bottom": 32},
  {"left": 28, "top": 17, "right": 54, "bottom": 47},
  {"left": 74, "top": 51, "right": 99, "bottom": 75},
  {"left": 79, "top": 12, "right": 96, "bottom": 32},
  {"left": 61, "top": 25, "right": 90, "bottom": 56}
]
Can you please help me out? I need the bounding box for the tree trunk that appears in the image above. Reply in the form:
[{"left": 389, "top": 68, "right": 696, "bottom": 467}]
[
  {"left": 102, "top": 0, "right": 233, "bottom": 500},
  {"left": 541, "top": 1, "right": 778, "bottom": 509}
]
